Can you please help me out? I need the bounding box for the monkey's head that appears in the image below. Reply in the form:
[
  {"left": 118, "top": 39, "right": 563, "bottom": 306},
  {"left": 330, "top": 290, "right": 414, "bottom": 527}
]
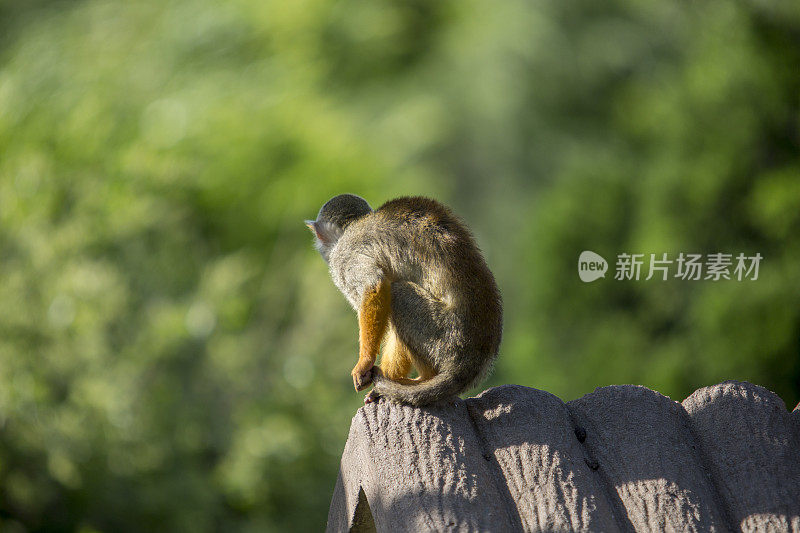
[{"left": 305, "top": 194, "right": 372, "bottom": 263}]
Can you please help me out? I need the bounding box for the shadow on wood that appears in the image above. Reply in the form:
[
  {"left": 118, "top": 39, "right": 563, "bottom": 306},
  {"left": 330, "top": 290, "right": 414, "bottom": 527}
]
[{"left": 327, "top": 381, "right": 800, "bottom": 532}]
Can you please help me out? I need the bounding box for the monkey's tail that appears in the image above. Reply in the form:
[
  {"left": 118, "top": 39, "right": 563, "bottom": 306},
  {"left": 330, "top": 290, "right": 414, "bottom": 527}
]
[{"left": 371, "top": 363, "right": 485, "bottom": 407}]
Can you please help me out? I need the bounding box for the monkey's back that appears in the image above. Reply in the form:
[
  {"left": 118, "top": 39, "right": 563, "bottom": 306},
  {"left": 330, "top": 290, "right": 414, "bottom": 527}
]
[
  {"left": 373, "top": 197, "right": 495, "bottom": 303},
  {"left": 356, "top": 197, "right": 502, "bottom": 357}
]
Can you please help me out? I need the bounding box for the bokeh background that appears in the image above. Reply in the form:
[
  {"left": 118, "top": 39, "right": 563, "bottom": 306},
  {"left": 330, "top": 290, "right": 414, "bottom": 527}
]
[{"left": 1, "top": 0, "right": 798, "bottom": 530}]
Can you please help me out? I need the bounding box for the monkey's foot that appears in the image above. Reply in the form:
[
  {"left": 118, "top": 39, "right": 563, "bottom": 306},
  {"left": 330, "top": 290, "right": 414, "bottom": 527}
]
[
  {"left": 364, "top": 389, "right": 382, "bottom": 404},
  {"left": 352, "top": 366, "right": 374, "bottom": 392}
]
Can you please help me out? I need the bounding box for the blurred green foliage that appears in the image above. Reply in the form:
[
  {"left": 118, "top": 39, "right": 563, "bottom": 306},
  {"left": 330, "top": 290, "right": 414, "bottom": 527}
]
[{"left": 0, "top": 0, "right": 798, "bottom": 530}]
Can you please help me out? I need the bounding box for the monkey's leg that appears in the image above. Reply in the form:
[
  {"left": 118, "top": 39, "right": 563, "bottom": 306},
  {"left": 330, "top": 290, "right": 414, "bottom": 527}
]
[
  {"left": 379, "top": 326, "right": 412, "bottom": 381},
  {"left": 366, "top": 280, "right": 450, "bottom": 404},
  {"left": 365, "top": 325, "right": 429, "bottom": 404},
  {"left": 352, "top": 276, "right": 391, "bottom": 392}
]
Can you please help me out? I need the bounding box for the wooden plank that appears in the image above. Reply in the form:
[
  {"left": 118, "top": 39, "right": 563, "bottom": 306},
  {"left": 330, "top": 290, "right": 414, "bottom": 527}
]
[
  {"left": 465, "top": 385, "right": 619, "bottom": 532},
  {"left": 327, "top": 398, "right": 519, "bottom": 532},
  {"left": 568, "top": 385, "right": 728, "bottom": 532},
  {"left": 327, "top": 415, "right": 378, "bottom": 533},
  {"left": 682, "top": 381, "right": 800, "bottom": 533}
]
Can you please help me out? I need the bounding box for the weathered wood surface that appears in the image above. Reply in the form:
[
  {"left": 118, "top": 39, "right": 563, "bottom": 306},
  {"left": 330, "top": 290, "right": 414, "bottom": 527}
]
[{"left": 327, "top": 381, "right": 800, "bottom": 532}]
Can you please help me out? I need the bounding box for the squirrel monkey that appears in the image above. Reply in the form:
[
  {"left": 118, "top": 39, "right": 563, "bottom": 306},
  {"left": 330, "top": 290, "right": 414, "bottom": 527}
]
[{"left": 306, "top": 194, "right": 502, "bottom": 406}]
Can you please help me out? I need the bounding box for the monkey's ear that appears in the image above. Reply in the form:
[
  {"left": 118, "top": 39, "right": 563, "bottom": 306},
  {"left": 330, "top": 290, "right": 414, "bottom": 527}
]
[
  {"left": 305, "top": 220, "right": 321, "bottom": 239},
  {"left": 310, "top": 220, "right": 344, "bottom": 246}
]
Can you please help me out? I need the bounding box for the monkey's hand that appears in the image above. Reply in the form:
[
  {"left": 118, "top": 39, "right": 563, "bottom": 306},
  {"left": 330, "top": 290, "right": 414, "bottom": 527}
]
[{"left": 351, "top": 360, "right": 374, "bottom": 391}]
